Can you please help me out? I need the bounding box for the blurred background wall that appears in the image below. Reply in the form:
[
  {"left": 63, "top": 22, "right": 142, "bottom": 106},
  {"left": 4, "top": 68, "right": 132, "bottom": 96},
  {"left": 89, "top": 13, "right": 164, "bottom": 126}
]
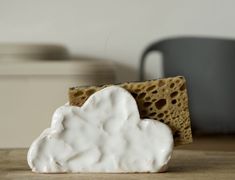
[
  {"left": 1, "top": 0, "right": 235, "bottom": 148},
  {"left": 1, "top": 0, "right": 235, "bottom": 82}
]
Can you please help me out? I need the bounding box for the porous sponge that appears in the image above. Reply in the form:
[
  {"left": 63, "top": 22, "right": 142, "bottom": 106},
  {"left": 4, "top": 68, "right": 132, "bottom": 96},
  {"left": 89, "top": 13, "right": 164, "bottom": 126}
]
[{"left": 68, "top": 76, "right": 192, "bottom": 146}]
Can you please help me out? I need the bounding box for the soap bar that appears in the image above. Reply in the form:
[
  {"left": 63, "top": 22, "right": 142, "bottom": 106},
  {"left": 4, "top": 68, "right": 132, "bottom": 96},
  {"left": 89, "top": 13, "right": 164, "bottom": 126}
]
[
  {"left": 28, "top": 86, "right": 173, "bottom": 173},
  {"left": 69, "top": 76, "right": 192, "bottom": 146}
]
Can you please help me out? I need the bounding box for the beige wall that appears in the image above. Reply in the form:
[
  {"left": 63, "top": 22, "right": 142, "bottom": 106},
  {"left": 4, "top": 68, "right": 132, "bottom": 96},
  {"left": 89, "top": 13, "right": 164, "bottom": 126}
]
[
  {"left": 1, "top": 0, "right": 235, "bottom": 81},
  {"left": 1, "top": 0, "right": 235, "bottom": 147}
]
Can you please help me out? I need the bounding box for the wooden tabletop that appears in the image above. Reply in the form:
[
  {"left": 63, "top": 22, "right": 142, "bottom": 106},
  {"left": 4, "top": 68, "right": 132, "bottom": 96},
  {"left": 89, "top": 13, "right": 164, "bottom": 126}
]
[{"left": 1, "top": 136, "right": 235, "bottom": 180}]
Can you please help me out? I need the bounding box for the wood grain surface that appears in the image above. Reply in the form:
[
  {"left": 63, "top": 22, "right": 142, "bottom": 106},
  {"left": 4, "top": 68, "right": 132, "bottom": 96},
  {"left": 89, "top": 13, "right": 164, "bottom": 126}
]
[{"left": 1, "top": 147, "right": 235, "bottom": 180}]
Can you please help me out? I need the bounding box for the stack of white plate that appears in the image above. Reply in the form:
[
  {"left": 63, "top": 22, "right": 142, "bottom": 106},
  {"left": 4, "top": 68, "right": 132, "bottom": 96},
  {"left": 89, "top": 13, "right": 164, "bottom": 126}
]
[{"left": 0, "top": 44, "right": 116, "bottom": 148}]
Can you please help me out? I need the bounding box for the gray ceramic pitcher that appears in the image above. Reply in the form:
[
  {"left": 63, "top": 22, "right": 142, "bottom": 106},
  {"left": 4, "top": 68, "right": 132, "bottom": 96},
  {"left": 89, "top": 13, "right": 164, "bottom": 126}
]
[{"left": 140, "top": 37, "right": 235, "bottom": 134}]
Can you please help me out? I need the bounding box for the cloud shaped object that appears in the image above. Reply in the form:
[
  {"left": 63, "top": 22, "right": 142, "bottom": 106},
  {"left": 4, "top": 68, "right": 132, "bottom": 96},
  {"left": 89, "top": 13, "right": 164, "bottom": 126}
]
[{"left": 27, "top": 86, "right": 173, "bottom": 173}]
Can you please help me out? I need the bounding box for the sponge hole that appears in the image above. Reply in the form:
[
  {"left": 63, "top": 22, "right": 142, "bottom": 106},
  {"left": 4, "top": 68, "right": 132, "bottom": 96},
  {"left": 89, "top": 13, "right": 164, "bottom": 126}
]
[
  {"left": 157, "top": 113, "right": 164, "bottom": 118},
  {"left": 146, "top": 85, "right": 156, "bottom": 91},
  {"left": 170, "top": 83, "right": 175, "bottom": 88},
  {"left": 170, "top": 91, "right": 178, "bottom": 98},
  {"left": 180, "top": 83, "right": 186, "bottom": 91},
  {"left": 171, "top": 99, "right": 177, "bottom": 104},
  {"left": 158, "top": 80, "right": 165, "bottom": 87},
  {"left": 155, "top": 99, "right": 167, "bottom": 110},
  {"left": 143, "top": 102, "right": 151, "bottom": 107},
  {"left": 138, "top": 92, "right": 146, "bottom": 99}
]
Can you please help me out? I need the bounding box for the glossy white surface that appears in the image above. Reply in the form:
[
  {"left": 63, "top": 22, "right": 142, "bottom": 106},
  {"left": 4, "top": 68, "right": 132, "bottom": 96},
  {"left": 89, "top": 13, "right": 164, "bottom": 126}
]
[{"left": 27, "top": 86, "right": 173, "bottom": 173}]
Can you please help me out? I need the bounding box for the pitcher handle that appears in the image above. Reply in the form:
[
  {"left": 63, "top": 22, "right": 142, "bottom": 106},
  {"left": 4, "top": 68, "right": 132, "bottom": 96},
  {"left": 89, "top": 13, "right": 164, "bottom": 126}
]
[{"left": 139, "top": 42, "right": 161, "bottom": 81}]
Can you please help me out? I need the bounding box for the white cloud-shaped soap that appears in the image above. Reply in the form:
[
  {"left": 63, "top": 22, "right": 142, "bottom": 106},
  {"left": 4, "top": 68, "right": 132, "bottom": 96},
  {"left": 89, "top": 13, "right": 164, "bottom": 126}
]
[{"left": 28, "top": 86, "right": 173, "bottom": 173}]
